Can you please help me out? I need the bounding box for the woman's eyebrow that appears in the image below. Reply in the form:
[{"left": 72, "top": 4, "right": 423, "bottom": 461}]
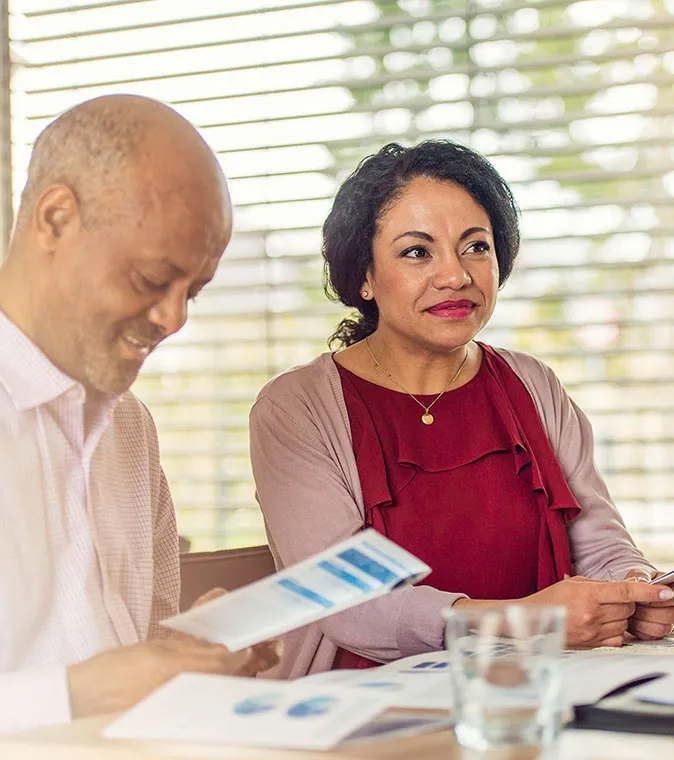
[
  {"left": 392, "top": 230, "right": 434, "bottom": 243},
  {"left": 459, "top": 226, "right": 491, "bottom": 241}
]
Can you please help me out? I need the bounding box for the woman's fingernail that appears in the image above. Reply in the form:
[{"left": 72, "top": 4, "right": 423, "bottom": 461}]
[{"left": 659, "top": 589, "right": 674, "bottom": 601}]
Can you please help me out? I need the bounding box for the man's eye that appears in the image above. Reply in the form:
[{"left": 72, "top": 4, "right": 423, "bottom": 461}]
[
  {"left": 135, "top": 273, "right": 169, "bottom": 292},
  {"left": 144, "top": 277, "right": 169, "bottom": 291},
  {"left": 401, "top": 246, "right": 428, "bottom": 259}
]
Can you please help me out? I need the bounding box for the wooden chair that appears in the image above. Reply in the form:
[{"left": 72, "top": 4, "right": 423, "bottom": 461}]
[{"left": 179, "top": 544, "right": 276, "bottom": 611}]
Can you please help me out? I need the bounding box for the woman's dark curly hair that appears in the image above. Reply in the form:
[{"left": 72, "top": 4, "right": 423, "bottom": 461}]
[{"left": 323, "top": 140, "right": 520, "bottom": 348}]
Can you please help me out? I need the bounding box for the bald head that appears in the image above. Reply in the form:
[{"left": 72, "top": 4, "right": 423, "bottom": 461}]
[
  {"left": 1, "top": 95, "right": 233, "bottom": 396},
  {"left": 16, "top": 94, "right": 229, "bottom": 235}
]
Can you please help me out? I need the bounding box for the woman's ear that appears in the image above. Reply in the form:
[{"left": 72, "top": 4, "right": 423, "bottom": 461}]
[{"left": 360, "top": 271, "right": 374, "bottom": 300}]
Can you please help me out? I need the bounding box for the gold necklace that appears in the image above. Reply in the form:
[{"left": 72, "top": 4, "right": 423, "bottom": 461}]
[{"left": 365, "top": 337, "right": 469, "bottom": 425}]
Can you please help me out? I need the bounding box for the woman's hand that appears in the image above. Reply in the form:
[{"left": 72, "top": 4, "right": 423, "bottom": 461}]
[
  {"left": 624, "top": 569, "right": 674, "bottom": 641},
  {"left": 522, "top": 577, "right": 674, "bottom": 648}
]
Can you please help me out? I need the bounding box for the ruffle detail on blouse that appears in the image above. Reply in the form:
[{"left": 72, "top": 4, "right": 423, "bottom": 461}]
[
  {"left": 479, "top": 350, "right": 580, "bottom": 586},
  {"left": 337, "top": 344, "right": 580, "bottom": 589}
]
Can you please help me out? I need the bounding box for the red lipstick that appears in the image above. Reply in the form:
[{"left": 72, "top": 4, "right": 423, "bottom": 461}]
[{"left": 426, "top": 300, "right": 477, "bottom": 319}]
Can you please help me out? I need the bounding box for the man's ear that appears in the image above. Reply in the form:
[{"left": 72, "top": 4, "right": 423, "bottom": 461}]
[{"left": 33, "top": 184, "right": 80, "bottom": 253}]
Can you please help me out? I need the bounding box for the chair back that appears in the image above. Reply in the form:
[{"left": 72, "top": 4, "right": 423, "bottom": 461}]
[{"left": 179, "top": 544, "right": 276, "bottom": 611}]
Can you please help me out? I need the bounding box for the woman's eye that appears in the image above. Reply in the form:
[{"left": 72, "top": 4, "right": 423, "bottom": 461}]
[
  {"left": 401, "top": 246, "right": 429, "bottom": 259},
  {"left": 464, "top": 240, "right": 491, "bottom": 255}
]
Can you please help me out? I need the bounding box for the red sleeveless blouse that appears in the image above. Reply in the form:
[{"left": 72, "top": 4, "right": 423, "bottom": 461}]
[{"left": 334, "top": 344, "right": 580, "bottom": 670}]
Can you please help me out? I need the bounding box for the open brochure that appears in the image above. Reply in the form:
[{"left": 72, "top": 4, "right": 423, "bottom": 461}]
[
  {"left": 103, "top": 672, "right": 450, "bottom": 750},
  {"left": 162, "top": 529, "right": 431, "bottom": 650}
]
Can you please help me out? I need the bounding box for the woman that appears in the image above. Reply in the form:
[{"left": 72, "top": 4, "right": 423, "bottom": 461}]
[{"left": 250, "top": 141, "right": 674, "bottom": 679}]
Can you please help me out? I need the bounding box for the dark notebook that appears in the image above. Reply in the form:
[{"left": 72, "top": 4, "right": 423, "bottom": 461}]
[{"left": 571, "top": 675, "right": 674, "bottom": 736}]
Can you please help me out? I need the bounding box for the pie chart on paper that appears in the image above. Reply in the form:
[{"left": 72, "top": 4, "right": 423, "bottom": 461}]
[{"left": 287, "top": 695, "right": 338, "bottom": 718}]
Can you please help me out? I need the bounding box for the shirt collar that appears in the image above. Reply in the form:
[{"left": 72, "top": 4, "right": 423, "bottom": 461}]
[{"left": 0, "top": 310, "right": 86, "bottom": 411}]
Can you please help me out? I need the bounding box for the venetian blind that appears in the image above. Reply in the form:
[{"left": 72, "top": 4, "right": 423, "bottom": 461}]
[{"left": 7, "top": 0, "right": 674, "bottom": 558}]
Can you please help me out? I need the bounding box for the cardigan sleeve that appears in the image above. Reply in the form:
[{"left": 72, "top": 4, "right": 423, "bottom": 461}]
[
  {"left": 250, "top": 393, "right": 463, "bottom": 662},
  {"left": 503, "top": 351, "right": 656, "bottom": 582}
]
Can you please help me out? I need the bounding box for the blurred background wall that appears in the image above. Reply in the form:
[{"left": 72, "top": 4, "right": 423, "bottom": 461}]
[{"left": 6, "top": 0, "right": 674, "bottom": 560}]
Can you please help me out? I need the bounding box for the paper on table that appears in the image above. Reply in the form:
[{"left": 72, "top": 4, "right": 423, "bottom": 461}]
[
  {"left": 377, "top": 645, "right": 674, "bottom": 710},
  {"left": 379, "top": 650, "right": 452, "bottom": 673},
  {"left": 301, "top": 662, "right": 453, "bottom": 711},
  {"left": 377, "top": 648, "right": 655, "bottom": 712},
  {"left": 381, "top": 648, "right": 674, "bottom": 710},
  {"left": 379, "top": 651, "right": 454, "bottom": 709},
  {"left": 313, "top": 644, "right": 674, "bottom": 713},
  {"left": 630, "top": 674, "right": 674, "bottom": 705},
  {"left": 367, "top": 647, "right": 674, "bottom": 711},
  {"left": 104, "top": 672, "right": 398, "bottom": 751},
  {"left": 561, "top": 652, "right": 674, "bottom": 707},
  {"left": 162, "top": 529, "right": 430, "bottom": 651},
  {"left": 341, "top": 711, "right": 452, "bottom": 747}
]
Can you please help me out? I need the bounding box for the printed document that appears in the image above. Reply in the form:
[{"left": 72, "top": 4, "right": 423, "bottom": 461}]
[
  {"left": 630, "top": 673, "right": 674, "bottom": 706},
  {"left": 562, "top": 651, "right": 674, "bottom": 707},
  {"left": 301, "top": 654, "right": 454, "bottom": 710},
  {"left": 162, "top": 529, "right": 430, "bottom": 650},
  {"left": 301, "top": 647, "right": 674, "bottom": 712},
  {"left": 105, "top": 672, "right": 419, "bottom": 750}
]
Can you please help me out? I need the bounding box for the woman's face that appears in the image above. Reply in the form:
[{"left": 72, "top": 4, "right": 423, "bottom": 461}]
[{"left": 362, "top": 175, "right": 500, "bottom": 353}]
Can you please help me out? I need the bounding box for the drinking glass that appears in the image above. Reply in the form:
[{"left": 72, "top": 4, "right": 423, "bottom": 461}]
[{"left": 444, "top": 605, "right": 566, "bottom": 752}]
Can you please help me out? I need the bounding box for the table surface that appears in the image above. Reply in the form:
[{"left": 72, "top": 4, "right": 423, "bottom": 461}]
[
  {"left": 7, "top": 638, "right": 674, "bottom": 760},
  {"left": 4, "top": 712, "right": 674, "bottom": 760}
]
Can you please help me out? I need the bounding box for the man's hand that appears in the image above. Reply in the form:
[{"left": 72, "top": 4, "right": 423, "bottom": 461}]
[
  {"left": 624, "top": 569, "right": 674, "bottom": 641},
  {"left": 521, "top": 576, "right": 674, "bottom": 648},
  {"left": 191, "top": 586, "right": 227, "bottom": 608},
  {"left": 181, "top": 586, "right": 283, "bottom": 676},
  {"left": 237, "top": 639, "right": 283, "bottom": 677},
  {"left": 67, "top": 635, "right": 279, "bottom": 718}
]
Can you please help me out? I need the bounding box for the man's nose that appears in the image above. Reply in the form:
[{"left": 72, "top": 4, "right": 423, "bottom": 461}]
[{"left": 147, "top": 290, "right": 188, "bottom": 338}]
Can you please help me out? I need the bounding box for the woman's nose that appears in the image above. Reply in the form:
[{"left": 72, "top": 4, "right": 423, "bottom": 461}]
[{"left": 432, "top": 253, "right": 472, "bottom": 290}]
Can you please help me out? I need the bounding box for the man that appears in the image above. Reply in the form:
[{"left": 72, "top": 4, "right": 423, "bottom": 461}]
[{"left": 0, "top": 94, "right": 276, "bottom": 733}]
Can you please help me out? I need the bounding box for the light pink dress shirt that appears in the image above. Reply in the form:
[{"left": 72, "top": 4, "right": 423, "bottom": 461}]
[{"left": 0, "top": 311, "right": 179, "bottom": 733}]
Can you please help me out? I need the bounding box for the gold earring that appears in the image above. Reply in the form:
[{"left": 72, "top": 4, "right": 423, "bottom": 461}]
[{"left": 362, "top": 290, "right": 369, "bottom": 299}]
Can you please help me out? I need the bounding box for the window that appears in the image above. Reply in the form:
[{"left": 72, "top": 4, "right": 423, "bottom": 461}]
[{"left": 8, "top": 0, "right": 674, "bottom": 558}]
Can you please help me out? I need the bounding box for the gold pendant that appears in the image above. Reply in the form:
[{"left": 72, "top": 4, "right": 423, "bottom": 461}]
[{"left": 421, "top": 412, "right": 434, "bottom": 425}]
